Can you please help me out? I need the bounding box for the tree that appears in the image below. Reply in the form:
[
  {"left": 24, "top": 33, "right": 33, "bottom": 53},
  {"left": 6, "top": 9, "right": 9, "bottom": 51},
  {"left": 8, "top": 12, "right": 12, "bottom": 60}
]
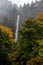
[
  {"left": 16, "top": 18, "right": 43, "bottom": 63},
  {"left": 36, "top": 12, "right": 43, "bottom": 21},
  {"left": 0, "top": 25, "right": 15, "bottom": 65},
  {"left": 27, "top": 57, "right": 43, "bottom": 65},
  {"left": 36, "top": 12, "right": 43, "bottom": 57}
]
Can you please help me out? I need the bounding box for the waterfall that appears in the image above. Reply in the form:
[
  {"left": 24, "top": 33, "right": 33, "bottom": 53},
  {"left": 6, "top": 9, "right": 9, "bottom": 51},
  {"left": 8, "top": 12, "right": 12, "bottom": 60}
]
[{"left": 15, "top": 15, "right": 20, "bottom": 42}]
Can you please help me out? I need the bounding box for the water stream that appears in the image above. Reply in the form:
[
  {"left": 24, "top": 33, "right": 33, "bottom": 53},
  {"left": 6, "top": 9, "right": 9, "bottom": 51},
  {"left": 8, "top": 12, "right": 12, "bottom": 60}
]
[{"left": 15, "top": 15, "right": 20, "bottom": 42}]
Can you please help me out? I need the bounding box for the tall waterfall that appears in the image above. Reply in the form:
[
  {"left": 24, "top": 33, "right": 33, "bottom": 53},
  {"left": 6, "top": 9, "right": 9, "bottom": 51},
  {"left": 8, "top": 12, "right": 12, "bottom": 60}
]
[{"left": 15, "top": 15, "right": 20, "bottom": 42}]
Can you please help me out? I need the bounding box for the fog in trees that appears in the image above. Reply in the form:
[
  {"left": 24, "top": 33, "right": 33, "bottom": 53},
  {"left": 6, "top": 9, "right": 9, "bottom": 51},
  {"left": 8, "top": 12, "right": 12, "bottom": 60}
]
[{"left": 0, "top": 0, "right": 43, "bottom": 34}]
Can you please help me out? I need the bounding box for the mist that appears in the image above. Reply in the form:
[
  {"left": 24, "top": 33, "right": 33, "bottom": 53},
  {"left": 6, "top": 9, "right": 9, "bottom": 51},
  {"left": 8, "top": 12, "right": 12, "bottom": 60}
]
[
  {"left": 0, "top": 0, "right": 12, "bottom": 23},
  {"left": 0, "top": 0, "right": 43, "bottom": 33}
]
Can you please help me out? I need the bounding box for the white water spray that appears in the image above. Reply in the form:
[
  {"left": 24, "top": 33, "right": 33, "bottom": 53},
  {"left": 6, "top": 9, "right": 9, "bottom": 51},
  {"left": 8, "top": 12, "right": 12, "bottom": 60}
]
[{"left": 15, "top": 15, "right": 20, "bottom": 42}]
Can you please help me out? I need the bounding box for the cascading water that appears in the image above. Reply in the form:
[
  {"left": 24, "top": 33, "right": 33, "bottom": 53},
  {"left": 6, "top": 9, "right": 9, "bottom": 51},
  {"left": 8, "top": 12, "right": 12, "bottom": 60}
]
[{"left": 15, "top": 15, "right": 20, "bottom": 42}]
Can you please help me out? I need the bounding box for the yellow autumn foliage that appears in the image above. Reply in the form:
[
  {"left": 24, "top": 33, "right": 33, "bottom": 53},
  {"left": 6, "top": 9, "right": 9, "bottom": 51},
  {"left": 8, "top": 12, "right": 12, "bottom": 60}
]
[
  {"left": 27, "top": 58, "right": 43, "bottom": 65},
  {"left": 0, "top": 25, "right": 13, "bottom": 38},
  {"left": 36, "top": 12, "right": 43, "bottom": 20}
]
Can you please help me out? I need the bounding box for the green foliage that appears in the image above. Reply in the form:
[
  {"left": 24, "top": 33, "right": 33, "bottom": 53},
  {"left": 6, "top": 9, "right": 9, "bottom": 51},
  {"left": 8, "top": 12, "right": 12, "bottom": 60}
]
[
  {"left": 16, "top": 18, "right": 43, "bottom": 61},
  {"left": 0, "top": 12, "right": 43, "bottom": 65},
  {"left": 0, "top": 25, "right": 15, "bottom": 65}
]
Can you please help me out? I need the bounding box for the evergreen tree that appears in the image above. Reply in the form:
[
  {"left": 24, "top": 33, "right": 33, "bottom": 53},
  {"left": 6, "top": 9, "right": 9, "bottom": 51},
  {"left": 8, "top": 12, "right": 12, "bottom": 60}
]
[
  {"left": 0, "top": 25, "right": 15, "bottom": 65},
  {"left": 17, "top": 18, "right": 43, "bottom": 61}
]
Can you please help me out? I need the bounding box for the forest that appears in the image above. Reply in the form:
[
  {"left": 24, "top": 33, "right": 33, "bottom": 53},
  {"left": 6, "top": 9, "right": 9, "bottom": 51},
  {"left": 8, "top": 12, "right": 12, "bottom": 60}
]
[
  {"left": 0, "top": 0, "right": 43, "bottom": 32},
  {"left": 0, "top": 0, "right": 43, "bottom": 65}
]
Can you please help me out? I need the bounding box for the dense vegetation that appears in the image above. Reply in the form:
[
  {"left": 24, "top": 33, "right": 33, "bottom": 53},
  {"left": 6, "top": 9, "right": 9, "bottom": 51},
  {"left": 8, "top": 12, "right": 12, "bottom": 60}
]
[
  {"left": 0, "top": 12, "right": 43, "bottom": 65},
  {"left": 0, "top": 25, "right": 15, "bottom": 65}
]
